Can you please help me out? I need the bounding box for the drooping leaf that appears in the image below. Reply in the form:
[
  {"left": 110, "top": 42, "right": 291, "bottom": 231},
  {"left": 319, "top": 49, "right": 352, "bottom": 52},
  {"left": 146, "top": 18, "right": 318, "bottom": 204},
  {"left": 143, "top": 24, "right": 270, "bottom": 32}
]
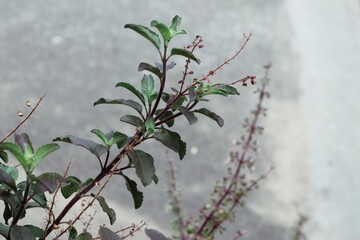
[
  {"left": 153, "top": 128, "right": 186, "bottom": 160},
  {"left": 124, "top": 24, "right": 161, "bottom": 50},
  {"left": 150, "top": 20, "right": 171, "bottom": 45},
  {"left": 32, "top": 172, "right": 63, "bottom": 194},
  {"left": 61, "top": 176, "right": 82, "bottom": 199},
  {"left": 141, "top": 75, "right": 155, "bottom": 99},
  {"left": 9, "top": 225, "right": 36, "bottom": 240},
  {"left": 0, "top": 168, "right": 17, "bottom": 191},
  {"left": 53, "top": 136, "right": 108, "bottom": 158},
  {"left": 116, "top": 82, "right": 146, "bottom": 106},
  {"left": 145, "top": 228, "right": 171, "bottom": 240},
  {"left": 170, "top": 48, "right": 200, "bottom": 64},
  {"left": 138, "top": 62, "right": 163, "bottom": 79},
  {"left": 76, "top": 232, "right": 93, "bottom": 240},
  {"left": 0, "top": 190, "right": 16, "bottom": 221},
  {"left": 194, "top": 108, "right": 224, "bottom": 127},
  {"left": 94, "top": 195, "right": 116, "bottom": 225},
  {"left": 99, "top": 226, "right": 122, "bottom": 240},
  {"left": 93, "top": 98, "right": 143, "bottom": 116},
  {"left": 32, "top": 143, "right": 59, "bottom": 170},
  {"left": 122, "top": 174, "right": 143, "bottom": 209},
  {"left": 127, "top": 150, "right": 156, "bottom": 187},
  {"left": 120, "top": 115, "right": 144, "bottom": 129},
  {"left": 145, "top": 117, "right": 155, "bottom": 137},
  {"left": 176, "top": 106, "right": 198, "bottom": 125}
]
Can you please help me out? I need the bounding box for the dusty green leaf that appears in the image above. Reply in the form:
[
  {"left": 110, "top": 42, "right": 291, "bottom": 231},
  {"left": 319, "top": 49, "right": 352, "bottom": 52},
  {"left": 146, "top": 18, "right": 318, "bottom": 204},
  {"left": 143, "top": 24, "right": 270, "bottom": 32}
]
[
  {"left": 122, "top": 174, "right": 143, "bottom": 209},
  {"left": 177, "top": 106, "right": 198, "bottom": 125},
  {"left": 153, "top": 128, "right": 186, "bottom": 160},
  {"left": 124, "top": 24, "right": 161, "bottom": 50},
  {"left": 61, "top": 176, "right": 82, "bottom": 199},
  {"left": 138, "top": 62, "right": 163, "bottom": 79},
  {"left": 141, "top": 74, "right": 155, "bottom": 99},
  {"left": 53, "top": 136, "right": 108, "bottom": 158},
  {"left": 0, "top": 168, "right": 17, "bottom": 191},
  {"left": 9, "top": 225, "right": 36, "bottom": 240},
  {"left": 95, "top": 195, "right": 116, "bottom": 225},
  {"left": 32, "top": 172, "right": 63, "bottom": 194},
  {"left": 170, "top": 48, "right": 200, "bottom": 64},
  {"left": 93, "top": 98, "right": 143, "bottom": 115},
  {"left": 145, "top": 117, "right": 155, "bottom": 137},
  {"left": 150, "top": 20, "right": 171, "bottom": 44},
  {"left": 127, "top": 150, "right": 156, "bottom": 187},
  {"left": 116, "top": 82, "right": 146, "bottom": 106},
  {"left": 76, "top": 232, "right": 93, "bottom": 240},
  {"left": 120, "top": 115, "right": 144, "bottom": 128},
  {"left": 99, "top": 226, "right": 122, "bottom": 240},
  {"left": 194, "top": 108, "right": 224, "bottom": 127}
]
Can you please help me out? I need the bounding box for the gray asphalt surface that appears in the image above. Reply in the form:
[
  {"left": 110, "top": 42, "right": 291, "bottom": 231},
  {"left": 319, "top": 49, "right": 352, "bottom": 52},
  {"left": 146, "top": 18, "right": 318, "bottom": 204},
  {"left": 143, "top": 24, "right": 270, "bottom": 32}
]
[{"left": 1, "top": 1, "right": 359, "bottom": 239}]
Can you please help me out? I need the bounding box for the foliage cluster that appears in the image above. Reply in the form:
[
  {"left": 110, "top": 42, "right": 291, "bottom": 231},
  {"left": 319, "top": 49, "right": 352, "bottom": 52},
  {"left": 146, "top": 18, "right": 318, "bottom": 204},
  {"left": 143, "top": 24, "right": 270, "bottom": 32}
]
[{"left": 0, "top": 15, "right": 294, "bottom": 240}]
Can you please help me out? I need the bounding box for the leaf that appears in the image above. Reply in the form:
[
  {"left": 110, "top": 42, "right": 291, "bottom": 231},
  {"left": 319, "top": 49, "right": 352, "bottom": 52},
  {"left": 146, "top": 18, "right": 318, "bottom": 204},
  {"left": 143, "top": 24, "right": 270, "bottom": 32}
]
[
  {"left": 145, "top": 117, "right": 155, "bottom": 137},
  {"left": 145, "top": 228, "right": 171, "bottom": 240},
  {"left": 0, "top": 147, "right": 8, "bottom": 163},
  {"left": 0, "top": 164, "right": 18, "bottom": 182},
  {"left": 23, "top": 225, "right": 44, "bottom": 238},
  {"left": 124, "top": 24, "right": 161, "bottom": 50},
  {"left": 150, "top": 20, "right": 171, "bottom": 45},
  {"left": 0, "top": 168, "right": 17, "bottom": 191},
  {"left": 0, "top": 223, "right": 9, "bottom": 238},
  {"left": 201, "top": 84, "right": 239, "bottom": 97},
  {"left": 0, "top": 190, "right": 16, "bottom": 222},
  {"left": 138, "top": 62, "right": 163, "bottom": 79},
  {"left": 76, "top": 232, "right": 93, "bottom": 240},
  {"left": 169, "top": 15, "right": 186, "bottom": 38},
  {"left": 120, "top": 115, "right": 144, "bottom": 129},
  {"left": 90, "top": 129, "right": 110, "bottom": 146},
  {"left": 95, "top": 195, "right": 116, "bottom": 225},
  {"left": 153, "top": 128, "right": 186, "bottom": 160},
  {"left": 155, "top": 61, "right": 176, "bottom": 71},
  {"left": 127, "top": 150, "right": 156, "bottom": 187},
  {"left": 32, "top": 143, "right": 59, "bottom": 170},
  {"left": 141, "top": 75, "right": 155, "bottom": 99},
  {"left": 149, "top": 93, "right": 158, "bottom": 105},
  {"left": 110, "top": 132, "right": 128, "bottom": 149},
  {"left": 1, "top": 142, "right": 26, "bottom": 170},
  {"left": 93, "top": 98, "right": 143, "bottom": 115},
  {"left": 69, "top": 226, "right": 78, "bottom": 240},
  {"left": 116, "top": 82, "right": 146, "bottom": 106},
  {"left": 30, "top": 192, "right": 48, "bottom": 208},
  {"left": 170, "top": 48, "right": 200, "bottom": 64},
  {"left": 155, "top": 109, "right": 174, "bottom": 127},
  {"left": 15, "top": 133, "right": 34, "bottom": 155},
  {"left": 53, "top": 136, "right": 108, "bottom": 158},
  {"left": 61, "top": 176, "right": 82, "bottom": 199},
  {"left": 9, "top": 225, "right": 36, "bottom": 240},
  {"left": 122, "top": 174, "right": 143, "bottom": 209},
  {"left": 32, "top": 172, "right": 63, "bottom": 194},
  {"left": 194, "top": 108, "right": 224, "bottom": 127},
  {"left": 176, "top": 106, "right": 198, "bottom": 125},
  {"left": 99, "top": 226, "right": 122, "bottom": 240}
]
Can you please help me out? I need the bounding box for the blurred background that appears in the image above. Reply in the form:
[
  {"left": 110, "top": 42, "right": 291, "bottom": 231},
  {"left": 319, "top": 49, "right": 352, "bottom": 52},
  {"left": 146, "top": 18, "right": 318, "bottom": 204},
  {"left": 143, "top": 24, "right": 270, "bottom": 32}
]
[{"left": 1, "top": 0, "right": 359, "bottom": 239}]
